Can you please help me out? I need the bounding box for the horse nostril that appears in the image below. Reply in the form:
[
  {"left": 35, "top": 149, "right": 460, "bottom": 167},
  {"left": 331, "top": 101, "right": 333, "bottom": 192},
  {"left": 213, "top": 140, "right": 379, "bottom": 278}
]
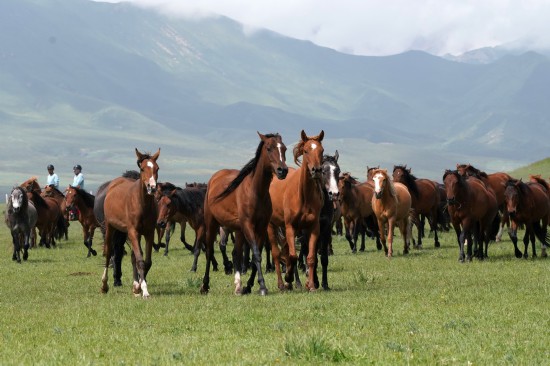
[{"left": 158, "top": 221, "right": 166, "bottom": 229}]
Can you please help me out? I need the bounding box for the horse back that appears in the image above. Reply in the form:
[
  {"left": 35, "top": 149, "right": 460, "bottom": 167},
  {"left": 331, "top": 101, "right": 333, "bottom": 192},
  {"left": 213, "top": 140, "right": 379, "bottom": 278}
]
[
  {"left": 205, "top": 169, "right": 241, "bottom": 229},
  {"left": 526, "top": 183, "right": 550, "bottom": 217},
  {"left": 414, "top": 179, "right": 440, "bottom": 211},
  {"left": 468, "top": 178, "right": 498, "bottom": 221},
  {"left": 394, "top": 182, "right": 412, "bottom": 220}
]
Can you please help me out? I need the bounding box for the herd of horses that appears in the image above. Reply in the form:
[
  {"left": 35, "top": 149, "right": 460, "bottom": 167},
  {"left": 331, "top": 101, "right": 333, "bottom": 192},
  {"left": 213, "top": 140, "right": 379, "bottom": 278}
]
[{"left": 4, "top": 130, "right": 550, "bottom": 298}]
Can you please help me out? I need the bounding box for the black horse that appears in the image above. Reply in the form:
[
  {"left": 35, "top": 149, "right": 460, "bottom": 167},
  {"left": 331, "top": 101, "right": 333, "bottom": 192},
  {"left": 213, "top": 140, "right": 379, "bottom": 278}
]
[{"left": 5, "top": 186, "right": 37, "bottom": 263}]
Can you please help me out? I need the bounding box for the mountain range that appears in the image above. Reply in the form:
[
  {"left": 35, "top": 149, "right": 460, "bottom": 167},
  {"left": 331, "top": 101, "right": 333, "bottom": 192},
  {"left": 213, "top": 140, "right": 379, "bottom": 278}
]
[{"left": 1, "top": 0, "right": 549, "bottom": 193}]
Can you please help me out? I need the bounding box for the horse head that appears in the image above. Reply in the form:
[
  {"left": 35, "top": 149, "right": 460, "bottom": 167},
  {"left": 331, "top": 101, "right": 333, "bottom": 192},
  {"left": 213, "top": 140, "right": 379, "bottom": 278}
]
[
  {"left": 258, "top": 132, "right": 288, "bottom": 180},
  {"left": 443, "top": 170, "right": 463, "bottom": 206},
  {"left": 294, "top": 130, "right": 324, "bottom": 179},
  {"left": 372, "top": 169, "right": 393, "bottom": 199},
  {"left": 10, "top": 187, "right": 26, "bottom": 213},
  {"left": 136, "top": 148, "right": 160, "bottom": 195},
  {"left": 156, "top": 190, "right": 177, "bottom": 229},
  {"left": 504, "top": 179, "right": 522, "bottom": 219},
  {"left": 322, "top": 151, "right": 340, "bottom": 201}
]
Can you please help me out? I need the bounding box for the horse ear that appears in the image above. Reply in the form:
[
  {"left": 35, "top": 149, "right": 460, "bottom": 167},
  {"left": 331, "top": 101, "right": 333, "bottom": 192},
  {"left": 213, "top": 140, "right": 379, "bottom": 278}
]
[
  {"left": 300, "top": 130, "right": 308, "bottom": 142},
  {"left": 257, "top": 131, "right": 265, "bottom": 140},
  {"left": 318, "top": 130, "right": 324, "bottom": 141},
  {"left": 334, "top": 150, "right": 339, "bottom": 161},
  {"left": 135, "top": 148, "right": 144, "bottom": 161},
  {"left": 152, "top": 148, "right": 161, "bottom": 161}
]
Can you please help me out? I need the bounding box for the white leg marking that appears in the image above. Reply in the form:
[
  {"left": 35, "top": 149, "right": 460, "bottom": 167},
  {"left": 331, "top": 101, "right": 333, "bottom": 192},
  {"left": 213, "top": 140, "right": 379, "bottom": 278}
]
[{"left": 234, "top": 271, "right": 242, "bottom": 295}]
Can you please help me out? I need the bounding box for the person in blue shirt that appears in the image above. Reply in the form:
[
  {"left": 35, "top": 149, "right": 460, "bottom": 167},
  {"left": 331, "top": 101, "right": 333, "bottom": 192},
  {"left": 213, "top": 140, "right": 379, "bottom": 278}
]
[
  {"left": 72, "top": 164, "right": 84, "bottom": 190},
  {"left": 45, "top": 164, "right": 59, "bottom": 189},
  {"left": 69, "top": 164, "right": 85, "bottom": 220}
]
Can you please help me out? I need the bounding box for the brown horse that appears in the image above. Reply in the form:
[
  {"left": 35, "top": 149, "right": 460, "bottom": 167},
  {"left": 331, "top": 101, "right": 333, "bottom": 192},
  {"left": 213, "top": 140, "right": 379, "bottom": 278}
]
[
  {"left": 101, "top": 148, "right": 160, "bottom": 298},
  {"left": 456, "top": 164, "right": 513, "bottom": 241},
  {"left": 201, "top": 132, "right": 288, "bottom": 295},
  {"left": 42, "top": 185, "right": 69, "bottom": 240},
  {"left": 64, "top": 186, "right": 98, "bottom": 257},
  {"left": 338, "top": 173, "right": 380, "bottom": 253},
  {"left": 26, "top": 189, "right": 66, "bottom": 248},
  {"left": 443, "top": 170, "right": 499, "bottom": 262},
  {"left": 371, "top": 169, "right": 412, "bottom": 257},
  {"left": 268, "top": 130, "right": 325, "bottom": 291},
  {"left": 392, "top": 165, "right": 441, "bottom": 248},
  {"left": 21, "top": 177, "right": 41, "bottom": 194},
  {"left": 504, "top": 179, "right": 550, "bottom": 258}
]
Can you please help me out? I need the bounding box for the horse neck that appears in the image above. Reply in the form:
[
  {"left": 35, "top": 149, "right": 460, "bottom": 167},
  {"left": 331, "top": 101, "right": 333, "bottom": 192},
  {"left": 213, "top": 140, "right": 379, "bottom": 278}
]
[
  {"left": 248, "top": 154, "right": 274, "bottom": 199},
  {"left": 299, "top": 162, "right": 323, "bottom": 203},
  {"left": 135, "top": 178, "right": 156, "bottom": 208}
]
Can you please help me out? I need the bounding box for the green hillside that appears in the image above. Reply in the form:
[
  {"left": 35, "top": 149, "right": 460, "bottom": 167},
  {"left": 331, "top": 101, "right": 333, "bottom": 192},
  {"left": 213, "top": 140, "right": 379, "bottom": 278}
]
[
  {"left": 508, "top": 157, "right": 550, "bottom": 180},
  {"left": 1, "top": 0, "right": 549, "bottom": 191}
]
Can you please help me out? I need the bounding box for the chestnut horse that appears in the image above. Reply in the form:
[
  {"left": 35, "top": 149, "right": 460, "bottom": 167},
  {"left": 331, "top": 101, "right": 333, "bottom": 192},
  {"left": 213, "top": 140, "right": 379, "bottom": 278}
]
[
  {"left": 456, "top": 164, "right": 513, "bottom": 241},
  {"left": 201, "top": 132, "right": 288, "bottom": 295},
  {"left": 26, "top": 189, "right": 66, "bottom": 248},
  {"left": 268, "top": 130, "right": 325, "bottom": 291},
  {"left": 297, "top": 150, "right": 341, "bottom": 290},
  {"left": 504, "top": 179, "right": 550, "bottom": 258},
  {"left": 101, "top": 148, "right": 160, "bottom": 298},
  {"left": 338, "top": 173, "right": 380, "bottom": 253},
  {"left": 443, "top": 170, "right": 499, "bottom": 262},
  {"left": 392, "top": 165, "right": 441, "bottom": 248},
  {"left": 64, "top": 186, "right": 98, "bottom": 257},
  {"left": 371, "top": 169, "right": 412, "bottom": 257}
]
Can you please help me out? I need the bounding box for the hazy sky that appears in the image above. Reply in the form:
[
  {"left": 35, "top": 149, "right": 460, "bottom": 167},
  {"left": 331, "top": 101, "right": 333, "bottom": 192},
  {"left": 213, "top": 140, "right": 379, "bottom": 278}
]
[{"left": 98, "top": 0, "right": 550, "bottom": 56}]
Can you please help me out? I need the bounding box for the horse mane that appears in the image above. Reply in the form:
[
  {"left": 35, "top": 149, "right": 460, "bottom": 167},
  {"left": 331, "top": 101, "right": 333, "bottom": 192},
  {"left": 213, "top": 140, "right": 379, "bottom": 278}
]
[
  {"left": 73, "top": 186, "right": 95, "bottom": 207},
  {"left": 443, "top": 169, "right": 468, "bottom": 190},
  {"left": 529, "top": 175, "right": 550, "bottom": 192},
  {"left": 322, "top": 154, "right": 338, "bottom": 166},
  {"left": 215, "top": 133, "right": 279, "bottom": 200},
  {"left": 293, "top": 131, "right": 323, "bottom": 166},
  {"left": 136, "top": 152, "right": 155, "bottom": 168},
  {"left": 507, "top": 179, "right": 536, "bottom": 211},
  {"left": 122, "top": 170, "right": 140, "bottom": 180},
  {"left": 341, "top": 172, "right": 359, "bottom": 185},
  {"left": 186, "top": 182, "right": 207, "bottom": 188},
  {"left": 393, "top": 165, "right": 419, "bottom": 199},
  {"left": 48, "top": 187, "right": 65, "bottom": 196},
  {"left": 29, "top": 189, "right": 48, "bottom": 209}
]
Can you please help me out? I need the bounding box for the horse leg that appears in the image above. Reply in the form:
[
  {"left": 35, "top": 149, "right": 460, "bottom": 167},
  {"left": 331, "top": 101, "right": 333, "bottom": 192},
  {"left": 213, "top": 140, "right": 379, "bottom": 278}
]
[
  {"left": 386, "top": 219, "right": 396, "bottom": 258},
  {"left": 268, "top": 225, "right": 286, "bottom": 291},
  {"left": 398, "top": 218, "right": 410, "bottom": 255},
  {"left": 200, "top": 218, "right": 217, "bottom": 294},
  {"left": 377, "top": 219, "right": 388, "bottom": 256},
  {"left": 305, "top": 225, "right": 320, "bottom": 291},
  {"left": 509, "top": 222, "right": 522, "bottom": 258},
  {"left": 264, "top": 240, "right": 274, "bottom": 273},
  {"left": 23, "top": 230, "right": 31, "bottom": 261},
  {"left": 191, "top": 237, "right": 201, "bottom": 272},
  {"left": 12, "top": 232, "right": 21, "bottom": 263},
  {"left": 88, "top": 226, "right": 98, "bottom": 257},
  {"left": 218, "top": 232, "right": 233, "bottom": 275},
  {"left": 101, "top": 225, "right": 115, "bottom": 293},
  {"left": 127, "top": 230, "right": 149, "bottom": 298},
  {"left": 230, "top": 231, "right": 245, "bottom": 295},
  {"left": 112, "top": 233, "right": 125, "bottom": 287},
  {"left": 319, "top": 225, "right": 331, "bottom": 290},
  {"left": 345, "top": 219, "right": 356, "bottom": 253}
]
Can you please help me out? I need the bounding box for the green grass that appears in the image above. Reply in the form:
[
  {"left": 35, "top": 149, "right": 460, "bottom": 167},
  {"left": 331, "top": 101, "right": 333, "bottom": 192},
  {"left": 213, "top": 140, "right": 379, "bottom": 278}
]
[
  {"left": 508, "top": 157, "right": 550, "bottom": 180},
  {"left": 1, "top": 217, "right": 549, "bottom": 365}
]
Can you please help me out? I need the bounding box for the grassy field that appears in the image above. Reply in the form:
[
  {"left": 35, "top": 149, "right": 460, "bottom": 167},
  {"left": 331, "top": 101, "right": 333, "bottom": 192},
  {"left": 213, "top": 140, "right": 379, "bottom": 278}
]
[{"left": 0, "top": 214, "right": 549, "bottom": 365}]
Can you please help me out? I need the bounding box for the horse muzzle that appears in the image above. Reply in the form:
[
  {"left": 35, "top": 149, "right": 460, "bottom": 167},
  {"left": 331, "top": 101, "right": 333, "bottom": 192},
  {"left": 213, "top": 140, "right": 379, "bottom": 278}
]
[
  {"left": 146, "top": 185, "right": 157, "bottom": 195},
  {"left": 328, "top": 191, "right": 339, "bottom": 201},
  {"left": 446, "top": 198, "right": 457, "bottom": 206},
  {"left": 375, "top": 191, "right": 383, "bottom": 199},
  {"left": 276, "top": 167, "right": 288, "bottom": 180},
  {"left": 508, "top": 210, "right": 516, "bottom": 219},
  {"left": 157, "top": 220, "right": 167, "bottom": 229},
  {"left": 310, "top": 167, "right": 322, "bottom": 179}
]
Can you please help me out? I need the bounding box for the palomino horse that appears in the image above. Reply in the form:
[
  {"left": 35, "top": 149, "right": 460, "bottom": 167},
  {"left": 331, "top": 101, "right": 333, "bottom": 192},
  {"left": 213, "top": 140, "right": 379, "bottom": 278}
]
[
  {"left": 338, "top": 173, "right": 380, "bottom": 253},
  {"left": 504, "top": 179, "right": 550, "bottom": 258},
  {"left": 297, "top": 150, "right": 340, "bottom": 290},
  {"left": 456, "top": 164, "right": 513, "bottom": 241},
  {"left": 155, "top": 182, "right": 230, "bottom": 273},
  {"left": 5, "top": 186, "right": 37, "bottom": 262},
  {"left": 443, "top": 170, "right": 499, "bottom": 262},
  {"left": 268, "top": 130, "right": 325, "bottom": 291},
  {"left": 101, "top": 149, "right": 160, "bottom": 298},
  {"left": 371, "top": 169, "right": 412, "bottom": 257},
  {"left": 64, "top": 186, "right": 98, "bottom": 257},
  {"left": 201, "top": 132, "right": 288, "bottom": 295},
  {"left": 392, "top": 165, "right": 441, "bottom": 248}
]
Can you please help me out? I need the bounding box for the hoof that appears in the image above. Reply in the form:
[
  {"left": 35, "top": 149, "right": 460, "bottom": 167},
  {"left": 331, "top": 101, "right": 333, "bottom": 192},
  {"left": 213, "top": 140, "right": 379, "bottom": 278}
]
[
  {"left": 101, "top": 285, "right": 109, "bottom": 294},
  {"left": 241, "top": 286, "right": 251, "bottom": 295},
  {"left": 200, "top": 285, "right": 209, "bottom": 294},
  {"left": 23, "top": 252, "right": 28, "bottom": 261},
  {"left": 113, "top": 279, "right": 122, "bottom": 287},
  {"left": 284, "top": 282, "right": 293, "bottom": 291},
  {"left": 152, "top": 244, "right": 160, "bottom": 252},
  {"left": 163, "top": 252, "right": 169, "bottom": 257},
  {"left": 435, "top": 242, "right": 441, "bottom": 248},
  {"left": 259, "top": 288, "right": 268, "bottom": 296},
  {"left": 91, "top": 249, "right": 97, "bottom": 256},
  {"left": 322, "top": 284, "right": 331, "bottom": 291}
]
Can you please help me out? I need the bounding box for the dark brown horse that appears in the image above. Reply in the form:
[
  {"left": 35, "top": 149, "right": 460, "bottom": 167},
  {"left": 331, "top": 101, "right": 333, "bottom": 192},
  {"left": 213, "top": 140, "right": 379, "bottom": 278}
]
[
  {"left": 443, "top": 170, "right": 499, "bottom": 262},
  {"left": 64, "top": 186, "right": 98, "bottom": 257},
  {"left": 101, "top": 148, "right": 160, "bottom": 298},
  {"left": 371, "top": 169, "right": 412, "bottom": 257},
  {"left": 26, "top": 189, "right": 66, "bottom": 248},
  {"left": 268, "top": 130, "right": 325, "bottom": 291},
  {"left": 201, "top": 132, "right": 288, "bottom": 295},
  {"left": 156, "top": 182, "right": 231, "bottom": 273},
  {"left": 392, "top": 165, "right": 441, "bottom": 248},
  {"left": 456, "top": 164, "right": 513, "bottom": 241},
  {"left": 504, "top": 179, "right": 550, "bottom": 258}
]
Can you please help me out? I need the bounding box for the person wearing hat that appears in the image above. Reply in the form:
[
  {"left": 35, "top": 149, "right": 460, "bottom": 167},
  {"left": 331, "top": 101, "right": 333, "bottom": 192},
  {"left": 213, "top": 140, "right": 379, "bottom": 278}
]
[
  {"left": 46, "top": 164, "right": 59, "bottom": 189},
  {"left": 69, "top": 164, "right": 85, "bottom": 221},
  {"left": 72, "top": 164, "right": 85, "bottom": 190}
]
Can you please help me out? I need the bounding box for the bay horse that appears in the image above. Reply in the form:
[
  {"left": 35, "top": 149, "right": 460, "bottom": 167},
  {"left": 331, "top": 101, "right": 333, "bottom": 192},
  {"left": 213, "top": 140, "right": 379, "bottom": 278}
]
[
  {"left": 268, "top": 130, "right": 325, "bottom": 291},
  {"left": 297, "top": 150, "right": 340, "bottom": 290},
  {"left": 94, "top": 170, "right": 140, "bottom": 287},
  {"left": 43, "top": 185, "right": 70, "bottom": 239},
  {"left": 101, "top": 148, "right": 160, "bottom": 298},
  {"left": 504, "top": 179, "right": 550, "bottom": 258},
  {"left": 64, "top": 186, "right": 98, "bottom": 257},
  {"left": 26, "top": 189, "right": 66, "bottom": 248},
  {"left": 392, "top": 165, "right": 441, "bottom": 248},
  {"left": 456, "top": 164, "right": 513, "bottom": 241},
  {"left": 371, "top": 169, "right": 412, "bottom": 257},
  {"left": 155, "top": 182, "right": 231, "bottom": 273},
  {"left": 201, "top": 132, "right": 288, "bottom": 295},
  {"left": 338, "top": 172, "right": 380, "bottom": 253},
  {"left": 443, "top": 170, "right": 499, "bottom": 262},
  {"left": 4, "top": 186, "right": 37, "bottom": 262}
]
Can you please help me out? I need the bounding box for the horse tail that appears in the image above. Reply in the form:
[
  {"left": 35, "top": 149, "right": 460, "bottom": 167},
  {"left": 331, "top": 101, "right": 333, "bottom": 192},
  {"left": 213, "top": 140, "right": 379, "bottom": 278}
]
[
  {"left": 532, "top": 221, "right": 550, "bottom": 247},
  {"left": 54, "top": 214, "right": 68, "bottom": 240},
  {"left": 489, "top": 212, "right": 501, "bottom": 241}
]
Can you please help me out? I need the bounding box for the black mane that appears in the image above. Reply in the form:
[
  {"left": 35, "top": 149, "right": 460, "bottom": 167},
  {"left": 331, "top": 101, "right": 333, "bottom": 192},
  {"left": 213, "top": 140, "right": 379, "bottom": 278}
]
[{"left": 394, "top": 165, "right": 419, "bottom": 198}]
